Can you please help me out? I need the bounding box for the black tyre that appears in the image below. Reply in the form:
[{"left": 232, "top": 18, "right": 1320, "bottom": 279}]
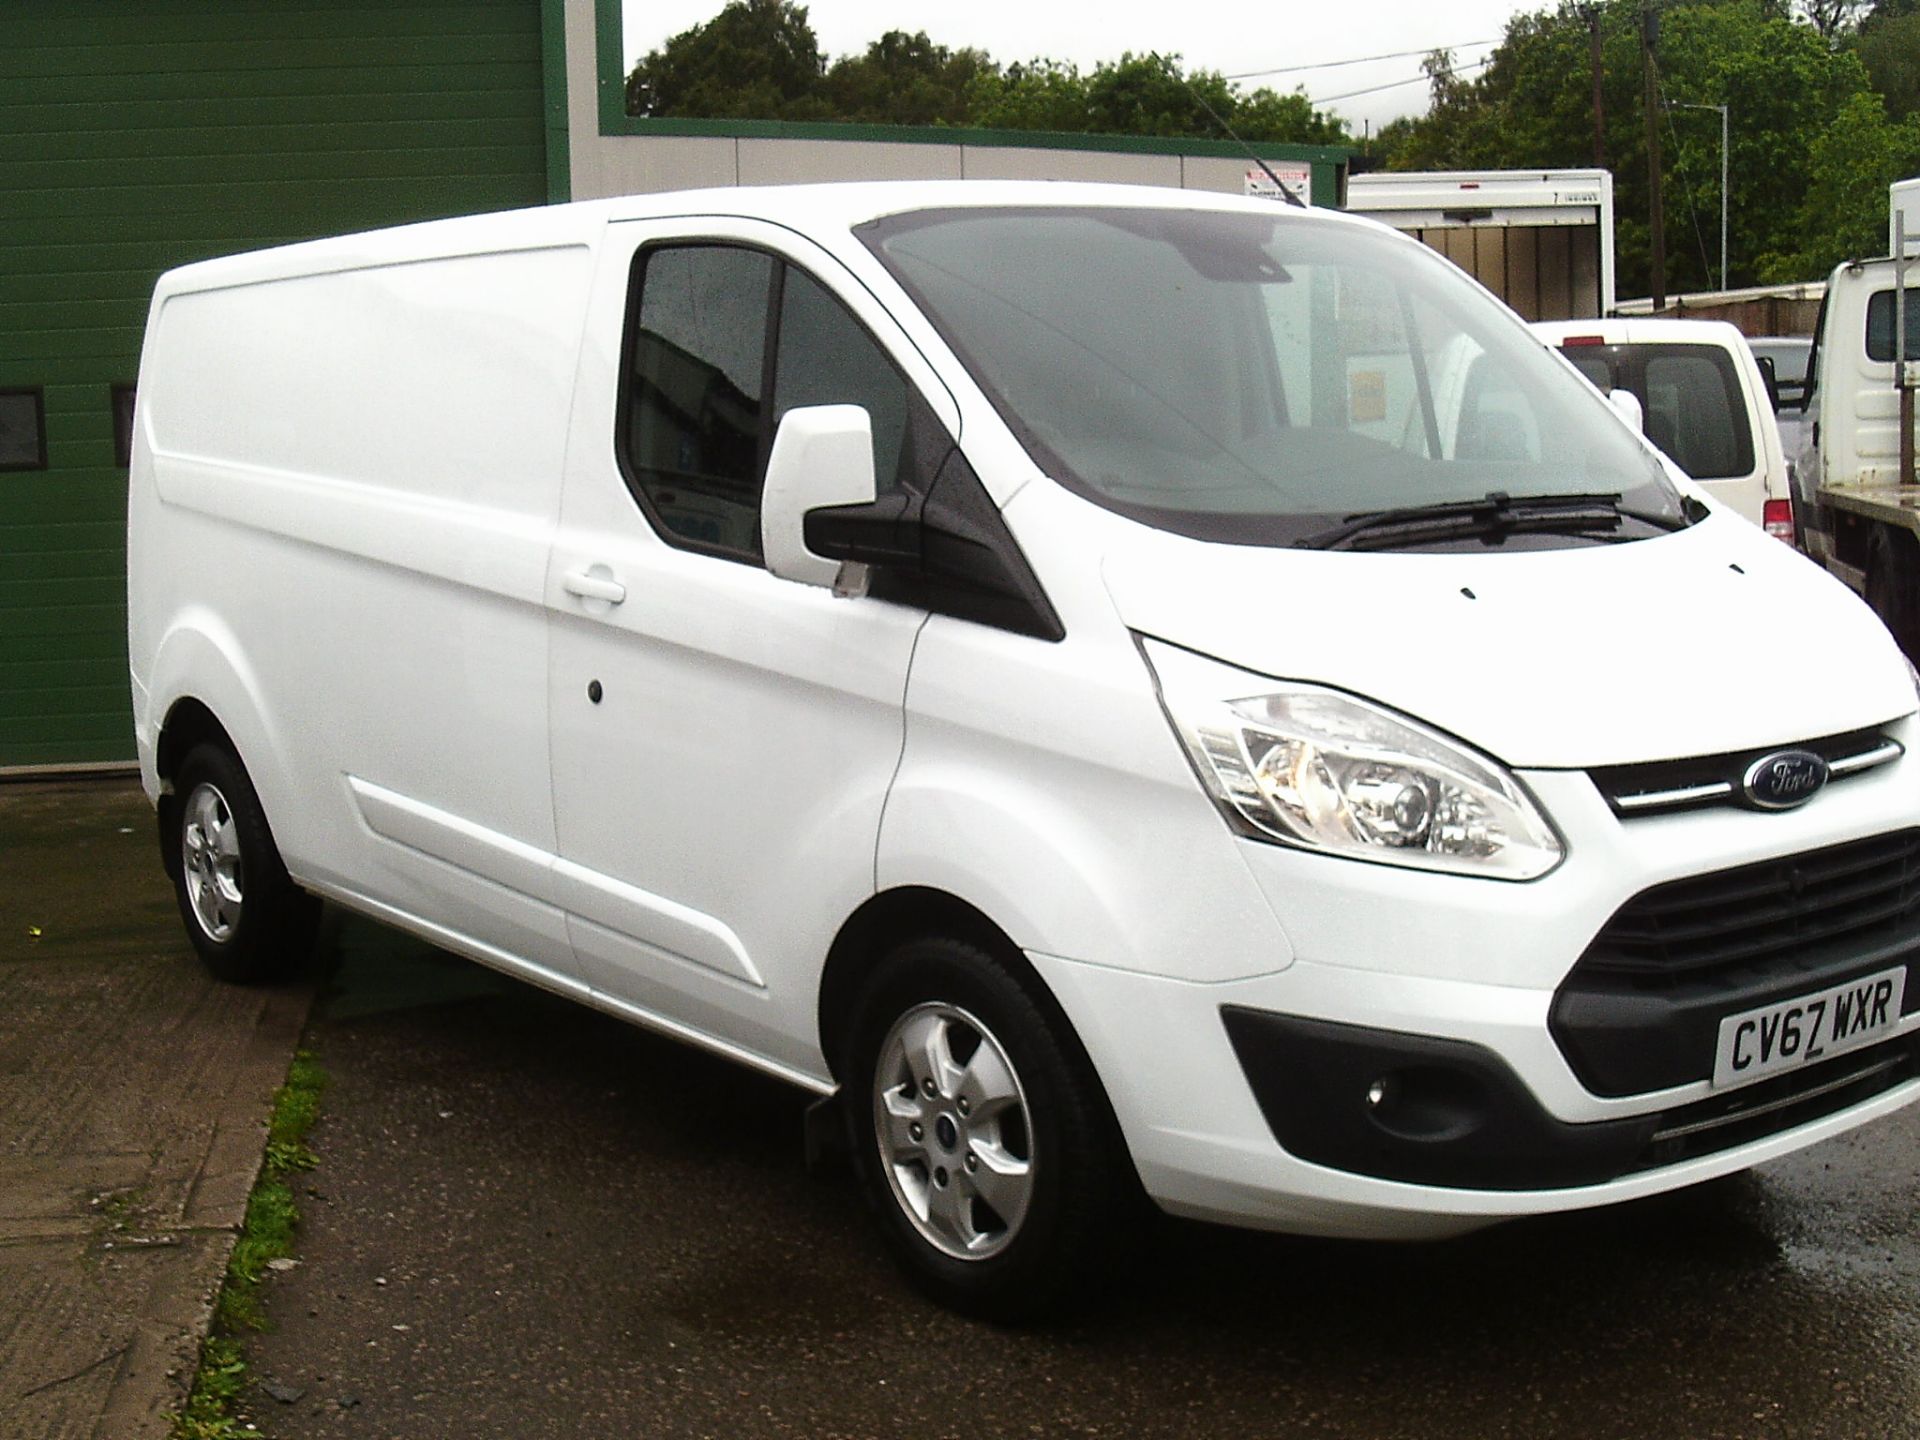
[
  {"left": 169, "top": 743, "right": 318, "bottom": 983},
  {"left": 1865, "top": 526, "right": 1920, "bottom": 664},
  {"left": 842, "top": 936, "right": 1130, "bottom": 1320}
]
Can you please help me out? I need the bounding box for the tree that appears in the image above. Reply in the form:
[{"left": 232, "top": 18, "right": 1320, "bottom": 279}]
[
  {"left": 1856, "top": 9, "right": 1920, "bottom": 118},
  {"left": 967, "top": 60, "right": 1091, "bottom": 133},
  {"left": 1385, "top": 0, "right": 1903, "bottom": 292},
  {"left": 626, "top": 0, "right": 828, "bottom": 120},
  {"left": 1363, "top": 115, "right": 1421, "bottom": 170},
  {"left": 1081, "top": 53, "right": 1240, "bottom": 138},
  {"left": 624, "top": 19, "right": 1352, "bottom": 147},
  {"left": 823, "top": 31, "right": 994, "bottom": 127},
  {"left": 1235, "top": 88, "right": 1356, "bottom": 146},
  {"left": 1798, "top": 0, "right": 1871, "bottom": 37},
  {"left": 1757, "top": 91, "right": 1920, "bottom": 276}
]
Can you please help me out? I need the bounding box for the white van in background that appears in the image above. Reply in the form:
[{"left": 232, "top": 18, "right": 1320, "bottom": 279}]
[
  {"left": 1794, "top": 246, "right": 1920, "bottom": 649},
  {"left": 1533, "top": 317, "right": 1792, "bottom": 541},
  {"left": 1747, "top": 334, "right": 1814, "bottom": 468},
  {"left": 128, "top": 183, "right": 1920, "bottom": 1318}
]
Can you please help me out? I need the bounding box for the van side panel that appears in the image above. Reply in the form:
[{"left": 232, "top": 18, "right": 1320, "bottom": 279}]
[
  {"left": 143, "top": 248, "right": 589, "bottom": 513},
  {"left": 132, "top": 241, "right": 596, "bottom": 967},
  {"left": 878, "top": 480, "right": 1294, "bottom": 986}
]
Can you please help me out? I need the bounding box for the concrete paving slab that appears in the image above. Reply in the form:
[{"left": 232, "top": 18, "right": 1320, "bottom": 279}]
[{"left": 0, "top": 780, "right": 315, "bottom": 1440}]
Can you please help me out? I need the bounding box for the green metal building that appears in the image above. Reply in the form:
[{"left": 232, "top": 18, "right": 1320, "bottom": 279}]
[
  {"left": 1, "top": 0, "right": 566, "bottom": 768},
  {"left": 2, "top": 0, "right": 1346, "bottom": 770}
]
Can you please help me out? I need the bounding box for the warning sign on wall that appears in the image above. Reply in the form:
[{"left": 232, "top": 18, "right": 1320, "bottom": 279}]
[{"left": 1245, "top": 163, "right": 1313, "bottom": 205}]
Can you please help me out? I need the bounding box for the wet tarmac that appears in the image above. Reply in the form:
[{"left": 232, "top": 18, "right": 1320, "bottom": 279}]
[{"left": 235, "top": 916, "right": 1920, "bottom": 1440}]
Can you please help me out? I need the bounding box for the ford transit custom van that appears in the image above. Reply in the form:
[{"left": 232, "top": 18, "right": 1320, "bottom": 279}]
[{"left": 128, "top": 183, "right": 1920, "bottom": 1317}]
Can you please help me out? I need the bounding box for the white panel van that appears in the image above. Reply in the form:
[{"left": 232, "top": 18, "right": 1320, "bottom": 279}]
[
  {"left": 129, "top": 184, "right": 1920, "bottom": 1318},
  {"left": 1532, "top": 317, "right": 1793, "bottom": 540}
]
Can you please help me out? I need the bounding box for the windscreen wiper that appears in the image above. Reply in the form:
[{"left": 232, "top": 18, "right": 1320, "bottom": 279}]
[{"left": 1293, "top": 491, "right": 1693, "bottom": 552}]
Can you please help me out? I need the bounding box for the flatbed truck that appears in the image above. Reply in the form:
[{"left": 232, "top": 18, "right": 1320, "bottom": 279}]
[{"left": 1799, "top": 179, "right": 1920, "bottom": 655}]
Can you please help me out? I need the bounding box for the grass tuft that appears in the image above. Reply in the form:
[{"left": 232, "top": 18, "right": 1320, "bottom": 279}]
[
  {"left": 170, "top": 1048, "right": 327, "bottom": 1440},
  {"left": 172, "top": 1337, "right": 248, "bottom": 1440}
]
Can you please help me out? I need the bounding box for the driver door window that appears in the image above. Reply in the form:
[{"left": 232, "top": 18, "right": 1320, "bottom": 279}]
[
  {"left": 624, "top": 246, "right": 772, "bottom": 560},
  {"left": 620, "top": 244, "right": 917, "bottom": 563}
]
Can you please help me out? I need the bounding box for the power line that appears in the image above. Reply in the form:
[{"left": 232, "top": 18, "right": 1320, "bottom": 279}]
[
  {"left": 1311, "top": 55, "right": 1492, "bottom": 106},
  {"left": 1224, "top": 40, "right": 1496, "bottom": 82}
]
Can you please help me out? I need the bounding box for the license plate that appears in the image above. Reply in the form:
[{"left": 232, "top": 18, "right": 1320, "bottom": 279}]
[{"left": 1711, "top": 967, "right": 1906, "bottom": 1089}]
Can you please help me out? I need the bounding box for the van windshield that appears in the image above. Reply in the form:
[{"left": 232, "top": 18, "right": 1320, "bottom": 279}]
[{"left": 859, "top": 207, "right": 1685, "bottom": 548}]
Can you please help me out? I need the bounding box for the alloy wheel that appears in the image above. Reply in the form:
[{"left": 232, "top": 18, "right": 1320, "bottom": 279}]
[
  {"left": 182, "top": 781, "right": 244, "bottom": 943},
  {"left": 872, "top": 1001, "right": 1036, "bottom": 1261}
]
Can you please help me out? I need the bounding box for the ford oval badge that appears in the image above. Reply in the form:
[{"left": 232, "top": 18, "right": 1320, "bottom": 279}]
[{"left": 1742, "top": 749, "right": 1830, "bottom": 811}]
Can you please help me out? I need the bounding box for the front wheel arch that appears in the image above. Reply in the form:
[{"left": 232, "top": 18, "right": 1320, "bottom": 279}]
[
  {"left": 154, "top": 698, "right": 242, "bottom": 881},
  {"left": 818, "top": 887, "right": 1059, "bottom": 1089}
]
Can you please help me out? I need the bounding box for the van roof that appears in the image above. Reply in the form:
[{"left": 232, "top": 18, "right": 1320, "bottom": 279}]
[
  {"left": 153, "top": 180, "right": 1381, "bottom": 298},
  {"left": 1530, "top": 317, "right": 1748, "bottom": 346}
]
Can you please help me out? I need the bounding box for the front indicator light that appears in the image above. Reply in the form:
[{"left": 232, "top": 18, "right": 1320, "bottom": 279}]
[{"left": 1142, "top": 637, "right": 1565, "bottom": 881}]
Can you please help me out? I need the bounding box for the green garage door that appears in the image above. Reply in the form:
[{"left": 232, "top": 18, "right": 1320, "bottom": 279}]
[{"left": 0, "top": 0, "right": 560, "bottom": 768}]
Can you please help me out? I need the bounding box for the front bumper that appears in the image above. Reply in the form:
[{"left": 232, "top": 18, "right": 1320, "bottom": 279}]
[
  {"left": 1024, "top": 733, "right": 1920, "bottom": 1238},
  {"left": 1223, "top": 1006, "right": 1919, "bottom": 1191},
  {"left": 1029, "top": 947, "right": 1920, "bottom": 1239}
]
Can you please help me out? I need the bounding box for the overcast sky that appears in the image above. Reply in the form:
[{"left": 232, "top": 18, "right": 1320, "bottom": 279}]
[{"left": 621, "top": 1, "right": 1540, "bottom": 133}]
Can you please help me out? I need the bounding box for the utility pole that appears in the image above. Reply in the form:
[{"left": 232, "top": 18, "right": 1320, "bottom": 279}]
[
  {"left": 1583, "top": 5, "right": 1606, "bottom": 168},
  {"left": 1641, "top": 6, "right": 1665, "bottom": 311}
]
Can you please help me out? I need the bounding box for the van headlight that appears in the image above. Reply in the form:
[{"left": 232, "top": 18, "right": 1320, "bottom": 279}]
[{"left": 1141, "top": 637, "right": 1564, "bottom": 881}]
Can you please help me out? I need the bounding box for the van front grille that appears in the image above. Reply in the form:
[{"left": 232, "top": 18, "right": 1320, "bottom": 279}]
[
  {"left": 1551, "top": 831, "right": 1920, "bottom": 1095},
  {"left": 1588, "top": 729, "right": 1899, "bottom": 818},
  {"left": 1579, "top": 829, "right": 1920, "bottom": 982}
]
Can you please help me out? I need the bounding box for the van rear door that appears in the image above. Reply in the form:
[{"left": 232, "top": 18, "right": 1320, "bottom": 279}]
[{"left": 1549, "top": 331, "right": 1778, "bottom": 526}]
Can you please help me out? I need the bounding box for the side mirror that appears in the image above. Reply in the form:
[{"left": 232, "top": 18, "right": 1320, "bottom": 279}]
[
  {"left": 793, "top": 436, "right": 1069, "bottom": 642},
  {"left": 760, "top": 404, "right": 876, "bottom": 589},
  {"left": 1754, "top": 355, "right": 1782, "bottom": 412},
  {"left": 1606, "top": 387, "right": 1645, "bottom": 434}
]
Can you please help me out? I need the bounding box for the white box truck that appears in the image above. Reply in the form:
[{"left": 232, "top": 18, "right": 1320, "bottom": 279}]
[
  {"left": 1345, "top": 169, "right": 1615, "bottom": 321},
  {"left": 1797, "top": 178, "right": 1920, "bottom": 653}
]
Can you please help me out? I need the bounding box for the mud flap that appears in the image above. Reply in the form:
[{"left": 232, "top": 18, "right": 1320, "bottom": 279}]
[{"left": 803, "top": 1091, "right": 847, "bottom": 1172}]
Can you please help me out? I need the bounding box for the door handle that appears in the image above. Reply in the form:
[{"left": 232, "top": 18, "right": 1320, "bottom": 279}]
[{"left": 562, "top": 568, "right": 627, "bottom": 605}]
